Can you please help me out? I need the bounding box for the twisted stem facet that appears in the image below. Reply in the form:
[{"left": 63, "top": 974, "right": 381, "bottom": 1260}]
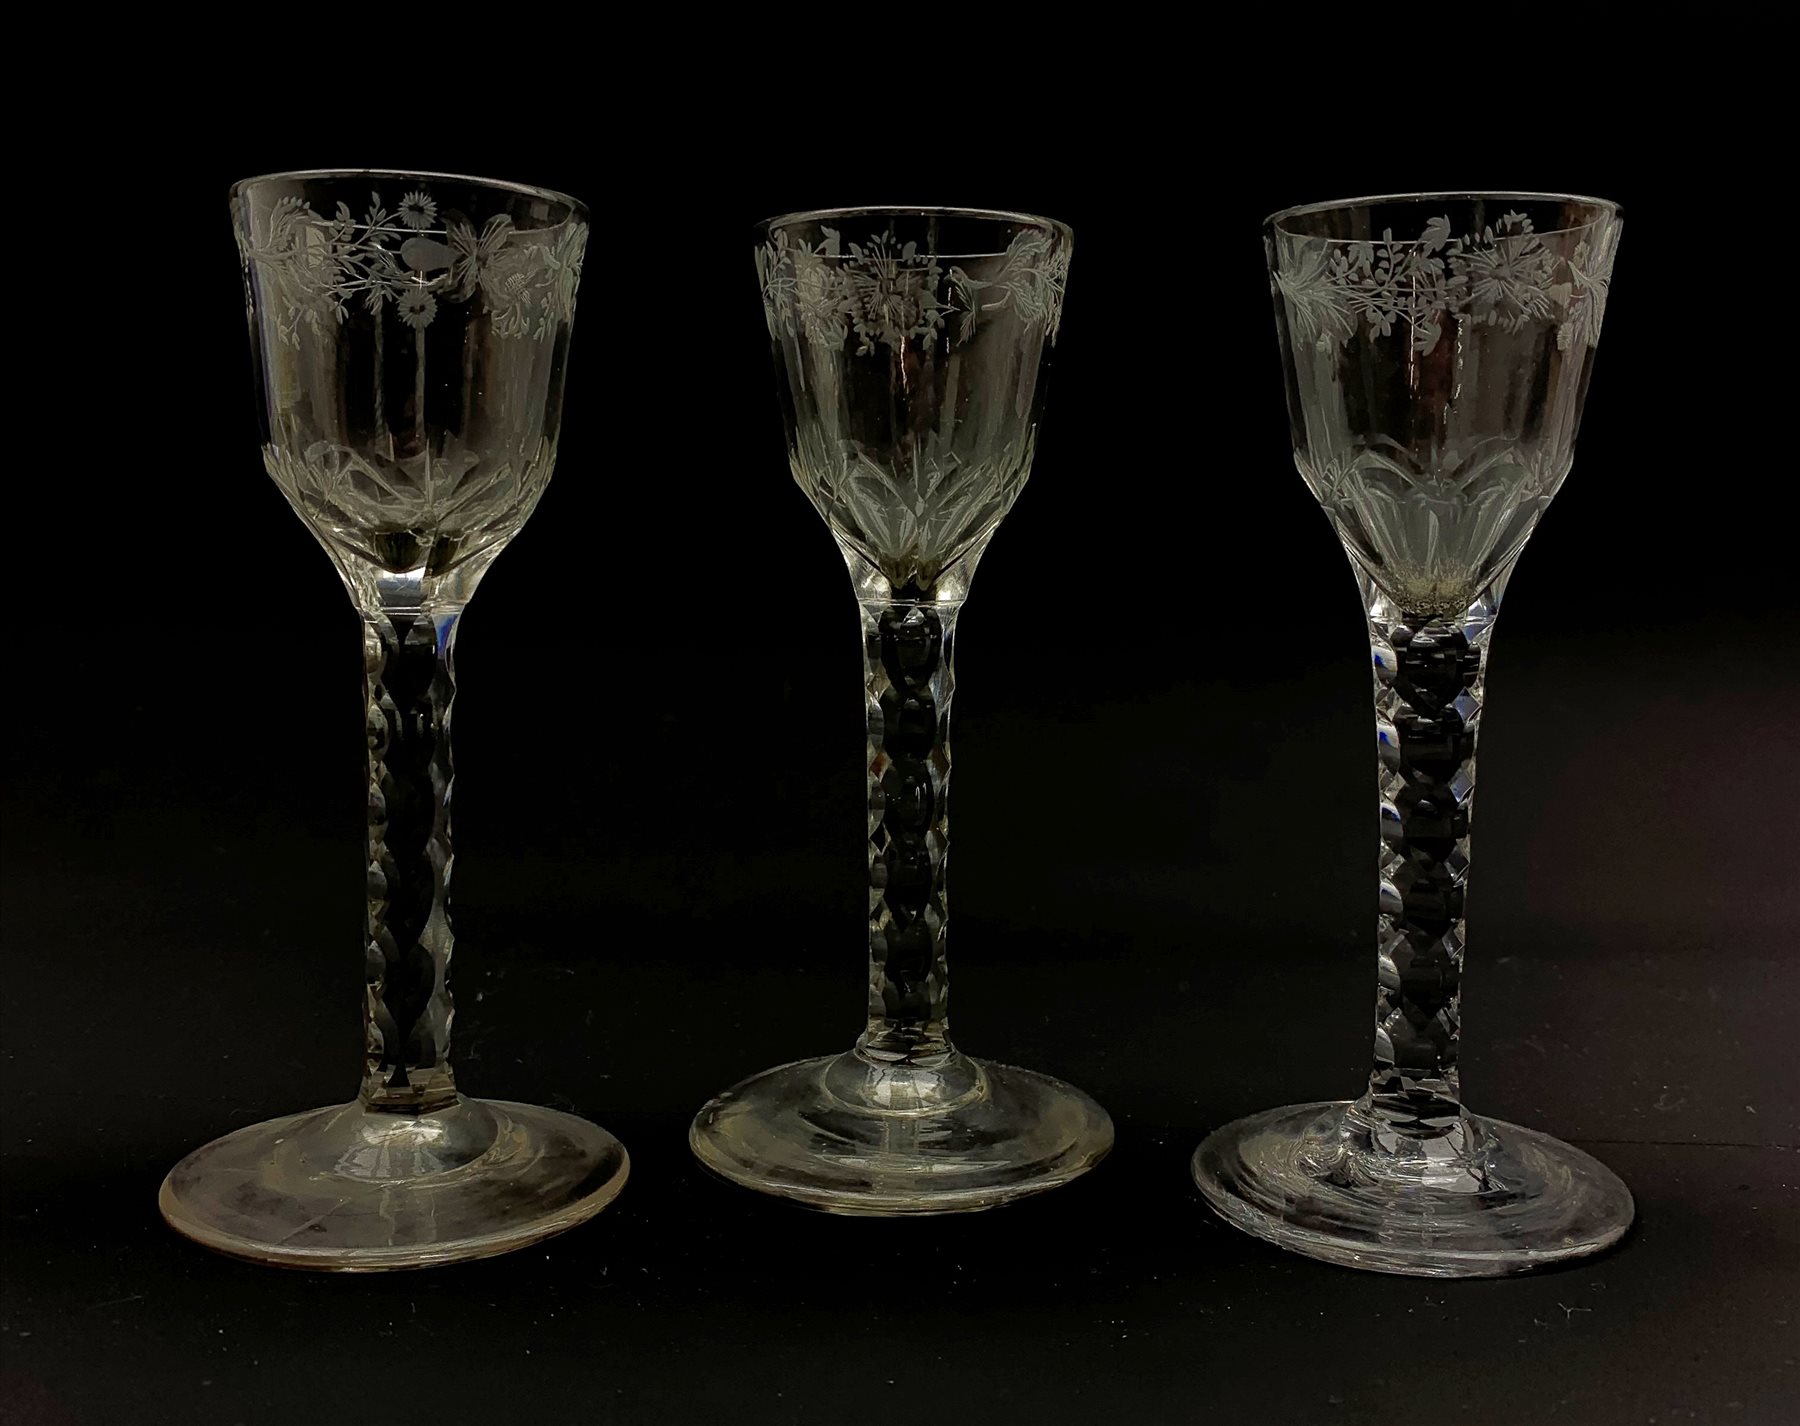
[
  {"left": 857, "top": 601, "right": 959, "bottom": 1065},
  {"left": 361, "top": 607, "right": 460, "bottom": 1112},
  {"left": 1350, "top": 576, "right": 1502, "bottom": 1154}
]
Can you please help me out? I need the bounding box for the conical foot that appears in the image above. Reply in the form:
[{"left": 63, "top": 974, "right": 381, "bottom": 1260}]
[
  {"left": 690, "top": 1051, "right": 1113, "bottom": 1215},
  {"left": 160, "top": 1096, "right": 628, "bottom": 1270},
  {"left": 1193, "top": 1100, "right": 1633, "bottom": 1278}
]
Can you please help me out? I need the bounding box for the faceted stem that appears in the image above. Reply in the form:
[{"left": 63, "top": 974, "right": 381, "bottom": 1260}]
[
  {"left": 857, "top": 601, "right": 959, "bottom": 1064},
  {"left": 360, "top": 608, "right": 460, "bottom": 1113},
  {"left": 1353, "top": 580, "right": 1502, "bottom": 1147}
]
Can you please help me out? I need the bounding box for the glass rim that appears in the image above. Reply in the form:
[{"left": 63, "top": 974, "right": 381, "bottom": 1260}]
[
  {"left": 758, "top": 204, "right": 1072, "bottom": 248},
  {"left": 1266, "top": 191, "right": 1621, "bottom": 241},
  {"left": 229, "top": 168, "right": 588, "bottom": 222}
]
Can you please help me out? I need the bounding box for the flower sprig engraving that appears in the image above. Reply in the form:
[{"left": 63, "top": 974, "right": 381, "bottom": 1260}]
[
  {"left": 758, "top": 226, "right": 1068, "bottom": 353},
  {"left": 1274, "top": 212, "right": 1618, "bottom": 356},
  {"left": 239, "top": 187, "right": 586, "bottom": 346},
  {"left": 950, "top": 230, "right": 1069, "bottom": 345},
  {"left": 844, "top": 232, "right": 945, "bottom": 354}
]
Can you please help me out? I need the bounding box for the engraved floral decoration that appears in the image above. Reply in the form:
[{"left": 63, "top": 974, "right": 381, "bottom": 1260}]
[
  {"left": 949, "top": 228, "right": 1069, "bottom": 344},
  {"left": 238, "top": 187, "right": 586, "bottom": 346},
  {"left": 758, "top": 224, "right": 1069, "bottom": 353},
  {"left": 1272, "top": 210, "right": 1618, "bottom": 357}
]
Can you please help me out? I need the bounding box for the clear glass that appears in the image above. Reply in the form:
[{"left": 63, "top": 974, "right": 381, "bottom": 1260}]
[
  {"left": 1192, "top": 193, "right": 1634, "bottom": 1276},
  {"left": 688, "top": 207, "right": 1113, "bottom": 1213},
  {"left": 159, "top": 171, "right": 627, "bottom": 1269}
]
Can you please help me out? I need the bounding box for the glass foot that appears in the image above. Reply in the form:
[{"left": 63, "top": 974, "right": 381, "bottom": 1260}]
[
  {"left": 690, "top": 1051, "right": 1113, "bottom": 1215},
  {"left": 1192, "top": 1100, "right": 1633, "bottom": 1278},
  {"left": 160, "top": 1096, "right": 628, "bottom": 1270}
]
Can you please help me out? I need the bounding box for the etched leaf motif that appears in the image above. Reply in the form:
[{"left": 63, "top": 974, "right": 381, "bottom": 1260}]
[
  {"left": 480, "top": 246, "right": 541, "bottom": 337},
  {"left": 264, "top": 436, "right": 557, "bottom": 578},
  {"left": 449, "top": 214, "right": 515, "bottom": 298},
  {"left": 756, "top": 231, "right": 796, "bottom": 339},
  {"left": 1555, "top": 224, "right": 1618, "bottom": 351},
  {"left": 844, "top": 233, "right": 945, "bottom": 355},
  {"left": 241, "top": 188, "right": 580, "bottom": 345},
  {"left": 1451, "top": 213, "right": 1557, "bottom": 333},
  {"left": 948, "top": 229, "right": 1069, "bottom": 346},
  {"left": 542, "top": 222, "right": 587, "bottom": 327},
  {"left": 1274, "top": 244, "right": 1357, "bottom": 350},
  {"left": 759, "top": 223, "right": 1070, "bottom": 353},
  {"left": 1040, "top": 241, "right": 1071, "bottom": 341},
  {"left": 792, "top": 228, "right": 848, "bottom": 345},
  {"left": 1273, "top": 210, "right": 1619, "bottom": 355}
]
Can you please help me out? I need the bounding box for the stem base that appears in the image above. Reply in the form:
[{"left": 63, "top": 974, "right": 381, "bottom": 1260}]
[
  {"left": 690, "top": 1053, "right": 1112, "bottom": 1216},
  {"left": 1192, "top": 1101, "right": 1632, "bottom": 1277},
  {"left": 159, "top": 1097, "right": 627, "bottom": 1270}
]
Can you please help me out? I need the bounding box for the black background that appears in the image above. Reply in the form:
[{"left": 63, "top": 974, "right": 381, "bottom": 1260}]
[{"left": 3, "top": 76, "right": 1796, "bottom": 1426}]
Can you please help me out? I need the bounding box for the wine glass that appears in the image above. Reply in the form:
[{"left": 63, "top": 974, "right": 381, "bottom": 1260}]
[
  {"left": 689, "top": 207, "right": 1113, "bottom": 1213},
  {"left": 1193, "top": 193, "right": 1634, "bottom": 1276},
  {"left": 159, "top": 170, "right": 627, "bottom": 1269}
]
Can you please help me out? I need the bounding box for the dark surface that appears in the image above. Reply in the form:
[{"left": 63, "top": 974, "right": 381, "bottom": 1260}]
[{"left": 4, "top": 87, "right": 1796, "bottom": 1426}]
